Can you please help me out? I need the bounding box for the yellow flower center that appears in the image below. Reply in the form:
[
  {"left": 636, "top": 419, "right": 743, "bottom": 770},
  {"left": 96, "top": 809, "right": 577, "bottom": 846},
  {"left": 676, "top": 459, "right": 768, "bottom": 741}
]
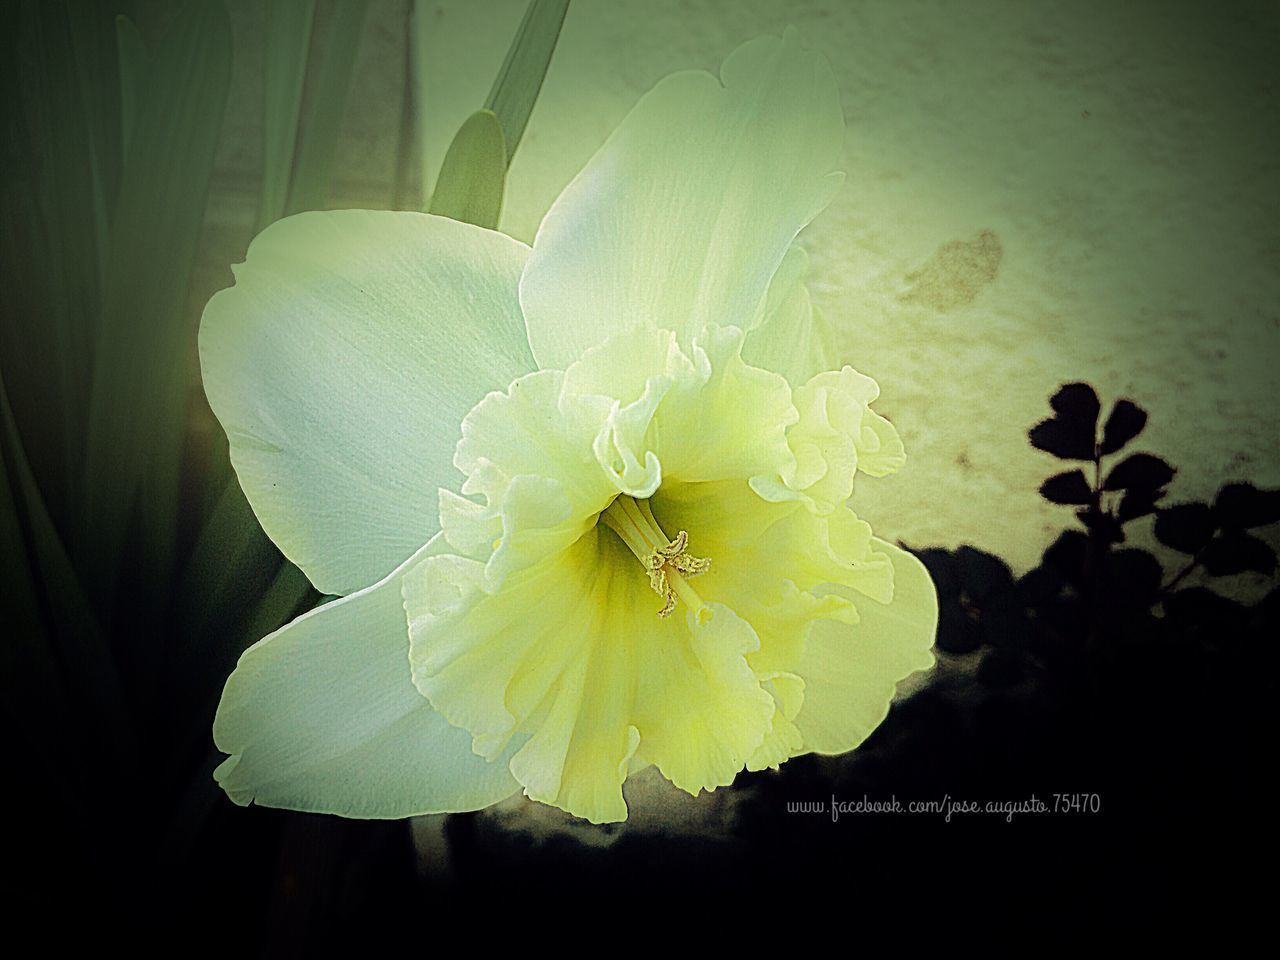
[{"left": 600, "top": 495, "right": 712, "bottom": 623}]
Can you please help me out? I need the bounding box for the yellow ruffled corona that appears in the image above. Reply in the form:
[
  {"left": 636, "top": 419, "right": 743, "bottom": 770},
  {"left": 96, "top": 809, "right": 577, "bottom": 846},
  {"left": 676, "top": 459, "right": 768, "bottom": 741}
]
[{"left": 202, "top": 29, "right": 938, "bottom": 823}]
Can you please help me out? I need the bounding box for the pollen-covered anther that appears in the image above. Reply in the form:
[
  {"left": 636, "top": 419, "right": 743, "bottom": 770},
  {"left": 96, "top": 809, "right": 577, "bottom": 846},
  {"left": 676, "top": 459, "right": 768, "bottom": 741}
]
[
  {"left": 645, "top": 530, "right": 712, "bottom": 618},
  {"left": 600, "top": 495, "right": 714, "bottom": 622}
]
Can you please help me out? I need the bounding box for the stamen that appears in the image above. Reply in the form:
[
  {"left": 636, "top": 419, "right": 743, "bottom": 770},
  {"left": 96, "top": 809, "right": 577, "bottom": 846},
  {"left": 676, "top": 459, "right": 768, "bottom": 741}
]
[{"left": 600, "top": 495, "right": 712, "bottom": 622}]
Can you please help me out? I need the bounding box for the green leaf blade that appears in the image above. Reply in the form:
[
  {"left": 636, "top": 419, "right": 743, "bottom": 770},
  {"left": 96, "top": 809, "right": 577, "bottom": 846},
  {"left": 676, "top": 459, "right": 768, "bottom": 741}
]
[
  {"left": 259, "top": 0, "right": 317, "bottom": 229},
  {"left": 429, "top": 109, "right": 507, "bottom": 228},
  {"left": 80, "top": 0, "right": 232, "bottom": 608},
  {"left": 114, "top": 14, "right": 150, "bottom": 164},
  {"left": 483, "top": 0, "right": 569, "bottom": 165},
  {"left": 285, "top": 0, "right": 370, "bottom": 216}
]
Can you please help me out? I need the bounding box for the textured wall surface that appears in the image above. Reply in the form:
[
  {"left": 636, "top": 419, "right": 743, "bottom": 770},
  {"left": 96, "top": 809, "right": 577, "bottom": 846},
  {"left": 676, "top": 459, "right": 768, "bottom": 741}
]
[
  {"left": 193, "top": 0, "right": 1279, "bottom": 595},
  {"left": 183, "top": 0, "right": 1277, "bottom": 834}
]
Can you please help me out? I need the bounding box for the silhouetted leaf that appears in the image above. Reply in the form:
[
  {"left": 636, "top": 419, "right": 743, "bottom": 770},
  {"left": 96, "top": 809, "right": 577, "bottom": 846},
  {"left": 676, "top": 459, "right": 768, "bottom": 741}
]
[
  {"left": 1027, "top": 598, "right": 1090, "bottom": 664},
  {"left": 936, "top": 609, "right": 982, "bottom": 654},
  {"left": 916, "top": 548, "right": 979, "bottom": 654},
  {"left": 1103, "top": 549, "right": 1163, "bottom": 604},
  {"left": 1040, "top": 469, "right": 1093, "bottom": 505},
  {"left": 954, "top": 545, "right": 1013, "bottom": 601},
  {"left": 980, "top": 599, "right": 1030, "bottom": 650},
  {"left": 1117, "top": 487, "right": 1165, "bottom": 522},
  {"left": 1214, "top": 483, "right": 1280, "bottom": 531},
  {"left": 1251, "top": 587, "right": 1280, "bottom": 639},
  {"left": 1099, "top": 399, "right": 1147, "bottom": 455},
  {"left": 1014, "top": 566, "right": 1064, "bottom": 606},
  {"left": 1163, "top": 587, "right": 1246, "bottom": 628},
  {"left": 1103, "top": 453, "right": 1175, "bottom": 492},
  {"left": 1153, "top": 503, "right": 1216, "bottom": 554},
  {"left": 914, "top": 547, "right": 961, "bottom": 605},
  {"left": 1201, "top": 533, "right": 1277, "bottom": 576},
  {"left": 977, "top": 649, "right": 1026, "bottom": 688},
  {"left": 1029, "top": 417, "right": 1095, "bottom": 460},
  {"left": 1048, "top": 382, "right": 1100, "bottom": 428},
  {"left": 1076, "top": 507, "right": 1125, "bottom": 544},
  {"left": 1042, "top": 530, "right": 1089, "bottom": 584}
]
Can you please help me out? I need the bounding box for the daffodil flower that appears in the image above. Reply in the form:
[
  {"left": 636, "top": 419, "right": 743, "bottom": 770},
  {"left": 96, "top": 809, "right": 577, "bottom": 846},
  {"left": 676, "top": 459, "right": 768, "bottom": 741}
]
[{"left": 203, "top": 29, "right": 937, "bottom": 824}]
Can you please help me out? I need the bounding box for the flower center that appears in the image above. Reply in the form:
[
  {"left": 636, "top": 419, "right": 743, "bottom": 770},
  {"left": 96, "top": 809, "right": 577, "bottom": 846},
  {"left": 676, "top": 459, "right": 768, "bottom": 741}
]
[{"left": 600, "top": 495, "right": 712, "bottom": 623}]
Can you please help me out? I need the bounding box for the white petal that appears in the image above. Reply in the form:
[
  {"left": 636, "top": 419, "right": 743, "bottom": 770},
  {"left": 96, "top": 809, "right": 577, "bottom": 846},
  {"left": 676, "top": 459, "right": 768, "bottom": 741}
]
[
  {"left": 446, "top": 369, "right": 615, "bottom": 586},
  {"left": 200, "top": 210, "right": 535, "bottom": 596},
  {"left": 520, "top": 27, "right": 844, "bottom": 370},
  {"left": 213, "top": 535, "right": 520, "bottom": 817},
  {"left": 742, "top": 244, "right": 840, "bottom": 385},
  {"left": 792, "top": 539, "right": 938, "bottom": 755}
]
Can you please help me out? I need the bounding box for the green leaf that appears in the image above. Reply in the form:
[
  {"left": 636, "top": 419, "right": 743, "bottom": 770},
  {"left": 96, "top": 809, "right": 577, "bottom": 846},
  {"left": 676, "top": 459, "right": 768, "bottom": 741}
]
[
  {"left": 1, "top": 370, "right": 134, "bottom": 770},
  {"left": 5, "top": 1, "right": 102, "bottom": 519},
  {"left": 114, "top": 14, "right": 149, "bottom": 163},
  {"left": 484, "top": 0, "right": 570, "bottom": 164},
  {"left": 174, "top": 475, "right": 283, "bottom": 647},
  {"left": 1, "top": 375, "right": 70, "bottom": 717},
  {"left": 429, "top": 109, "right": 507, "bottom": 228},
  {"left": 67, "top": 0, "right": 124, "bottom": 276},
  {"left": 285, "top": 0, "right": 370, "bottom": 215},
  {"left": 391, "top": 0, "right": 419, "bottom": 210},
  {"left": 79, "top": 0, "right": 232, "bottom": 609},
  {"left": 170, "top": 555, "right": 317, "bottom": 784},
  {"left": 409, "top": 0, "right": 432, "bottom": 199},
  {"left": 1, "top": 378, "right": 81, "bottom": 820},
  {"left": 239, "top": 559, "right": 319, "bottom": 651},
  {"left": 258, "top": 0, "right": 316, "bottom": 229}
]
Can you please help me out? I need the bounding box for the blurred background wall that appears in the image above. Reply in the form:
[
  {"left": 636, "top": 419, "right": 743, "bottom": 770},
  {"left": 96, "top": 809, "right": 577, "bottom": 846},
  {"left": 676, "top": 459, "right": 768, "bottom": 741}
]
[{"left": 184, "top": 0, "right": 1279, "bottom": 587}]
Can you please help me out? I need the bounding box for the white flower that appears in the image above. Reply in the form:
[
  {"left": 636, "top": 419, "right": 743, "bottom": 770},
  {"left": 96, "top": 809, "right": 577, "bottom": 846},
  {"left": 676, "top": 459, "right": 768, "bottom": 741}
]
[{"left": 201, "top": 28, "right": 937, "bottom": 824}]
